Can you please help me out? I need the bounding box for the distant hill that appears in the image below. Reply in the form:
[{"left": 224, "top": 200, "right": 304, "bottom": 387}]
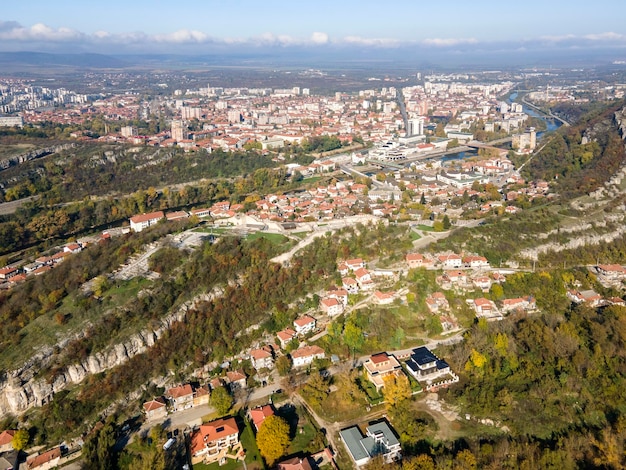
[{"left": 0, "top": 51, "right": 130, "bottom": 70}]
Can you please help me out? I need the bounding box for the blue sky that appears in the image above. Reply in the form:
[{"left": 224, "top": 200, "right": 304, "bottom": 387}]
[{"left": 1, "top": 0, "right": 626, "bottom": 57}]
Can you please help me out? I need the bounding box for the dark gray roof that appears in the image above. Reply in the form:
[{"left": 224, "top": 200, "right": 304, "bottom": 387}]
[{"left": 410, "top": 346, "right": 438, "bottom": 365}]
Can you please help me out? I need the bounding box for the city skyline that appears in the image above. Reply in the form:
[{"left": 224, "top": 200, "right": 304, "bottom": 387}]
[{"left": 1, "top": 0, "right": 626, "bottom": 65}]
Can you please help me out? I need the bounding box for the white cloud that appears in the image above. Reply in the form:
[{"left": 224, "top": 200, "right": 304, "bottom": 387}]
[
  {"left": 0, "top": 22, "right": 84, "bottom": 42},
  {"left": 421, "top": 37, "right": 478, "bottom": 47},
  {"left": 342, "top": 36, "right": 401, "bottom": 47},
  {"left": 1, "top": 20, "right": 626, "bottom": 54},
  {"left": 310, "top": 32, "right": 329, "bottom": 44},
  {"left": 153, "top": 29, "right": 209, "bottom": 43}
]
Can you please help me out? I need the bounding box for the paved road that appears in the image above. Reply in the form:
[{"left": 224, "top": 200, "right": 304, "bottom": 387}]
[{"left": 0, "top": 195, "right": 38, "bottom": 215}]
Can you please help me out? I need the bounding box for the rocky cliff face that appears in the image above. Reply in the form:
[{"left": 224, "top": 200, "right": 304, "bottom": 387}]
[{"left": 0, "top": 308, "right": 186, "bottom": 417}]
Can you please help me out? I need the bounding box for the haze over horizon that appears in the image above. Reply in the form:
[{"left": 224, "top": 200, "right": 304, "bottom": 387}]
[{"left": 2, "top": 0, "right": 626, "bottom": 67}]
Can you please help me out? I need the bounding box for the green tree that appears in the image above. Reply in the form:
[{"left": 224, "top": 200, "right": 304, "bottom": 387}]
[
  {"left": 256, "top": 414, "right": 291, "bottom": 466},
  {"left": 276, "top": 355, "right": 292, "bottom": 377},
  {"left": 344, "top": 316, "right": 365, "bottom": 357},
  {"left": 210, "top": 386, "right": 233, "bottom": 416},
  {"left": 11, "top": 429, "right": 29, "bottom": 451},
  {"left": 442, "top": 214, "right": 451, "bottom": 230}
]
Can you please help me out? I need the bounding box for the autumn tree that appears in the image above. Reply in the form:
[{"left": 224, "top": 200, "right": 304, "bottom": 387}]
[
  {"left": 210, "top": 386, "right": 233, "bottom": 416},
  {"left": 11, "top": 429, "right": 29, "bottom": 451},
  {"left": 276, "top": 355, "right": 292, "bottom": 376},
  {"left": 256, "top": 414, "right": 291, "bottom": 466},
  {"left": 383, "top": 374, "right": 412, "bottom": 409}
]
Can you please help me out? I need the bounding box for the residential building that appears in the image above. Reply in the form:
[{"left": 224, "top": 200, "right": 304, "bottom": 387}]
[
  {"left": 597, "top": 264, "right": 626, "bottom": 280},
  {"left": 165, "top": 384, "right": 194, "bottom": 411},
  {"left": 405, "top": 253, "right": 432, "bottom": 269},
  {"left": 291, "top": 345, "right": 326, "bottom": 368},
  {"left": 277, "top": 328, "right": 297, "bottom": 349},
  {"left": 277, "top": 456, "right": 314, "bottom": 470},
  {"left": 363, "top": 352, "right": 404, "bottom": 391},
  {"left": 340, "top": 420, "right": 402, "bottom": 467},
  {"left": 425, "top": 292, "right": 449, "bottom": 313},
  {"left": 405, "top": 347, "right": 458, "bottom": 391},
  {"left": 249, "top": 404, "right": 275, "bottom": 431},
  {"left": 226, "top": 370, "right": 247, "bottom": 391},
  {"left": 0, "top": 267, "right": 19, "bottom": 280},
  {"left": 0, "top": 450, "right": 17, "bottom": 470},
  {"left": 373, "top": 291, "right": 395, "bottom": 305},
  {"left": 143, "top": 397, "right": 167, "bottom": 421},
  {"left": 342, "top": 277, "right": 359, "bottom": 294},
  {"left": 327, "top": 288, "right": 349, "bottom": 307},
  {"left": 567, "top": 289, "right": 603, "bottom": 307},
  {"left": 0, "top": 430, "right": 15, "bottom": 453},
  {"left": 294, "top": 315, "right": 316, "bottom": 336},
  {"left": 190, "top": 417, "right": 239, "bottom": 464},
  {"left": 193, "top": 386, "right": 211, "bottom": 407},
  {"left": 437, "top": 254, "right": 462, "bottom": 268},
  {"left": 501, "top": 297, "right": 536, "bottom": 314},
  {"left": 345, "top": 258, "right": 365, "bottom": 270},
  {"left": 320, "top": 297, "right": 344, "bottom": 317},
  {"left": 26, "top": 447, "right": 61, "bottom": 470},
  {"left": 463, "top": 255, "right": 489, "bottom": 269},
  {"left": 250, "top": 347, "right": 274, "bottom": 370},
  {"left": 129, "top": 211, "right": 164, "bottom": 232}
]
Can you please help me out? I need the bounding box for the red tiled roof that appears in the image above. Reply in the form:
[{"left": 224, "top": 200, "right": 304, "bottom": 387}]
[
  {"left": 0, "top": 429, "right": 15, "bottom": 446},
  {"left": 166, "top": 384, "right": 193, "bottom": 399},
  {"left": 130, "top": 211, "right": 164, "bottom": 224}
]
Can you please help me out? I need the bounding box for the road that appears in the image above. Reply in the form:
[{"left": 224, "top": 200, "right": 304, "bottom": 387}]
[{"left": 0, "top": 195, "right": 39, "bottom": 215}]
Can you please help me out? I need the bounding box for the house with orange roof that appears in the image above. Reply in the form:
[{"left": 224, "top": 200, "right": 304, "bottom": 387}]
[
  {"left": 226, "top": 370, "right": 247, "bottom": 391},
  {"left": 291, "top": 345, "right": 326, "bottom": 368},
  {"left": 277, "top": 456, "right": 314, "bottom": 470},
  {"left": 190, "top": 417, "right": 240, "bottom": 464},
  {"left": 277, "top": 328, "right": 297, "bottom": 349},
  {"left": 373, "top": 291, "right": 395, "bottom": 305},
  {"left": 0, "top": 429, "right": 16, "bottom": 453},
  {"left": 249, "top": 404, "right": 275, "bottom": 431},
  {"left": 363, "top": 352, "right": 404, "bottom": 391},
  {"left": 250, "top": 347, "right": 274, "bottom": 370},
  {"left": 293, "top": 315, "right": 316, "bottom": 336},
  {"left": 193, "top": 385, "right": 211, "bottom": 407},
  {"left": 320, "top": 297, "right": 344, "bottom": 317},
  {"left": 26, "top": 447, "right": 61, "bottom": 470},
  {"left": 143, "top": 397, "right": 167, "bottom": 421},
  {"left": 165, "top": 384, "right": 194, "bottom": 411},
  {"left": 327, "top": 289, "right": 348, "bottom": 306},
  {"left": 0, "top": 267, "right": 19, "bottom": 280}
]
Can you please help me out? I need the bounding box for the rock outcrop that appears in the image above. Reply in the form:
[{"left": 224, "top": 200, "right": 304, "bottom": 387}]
[{"left": 0, "top": 307, "right": 186, "bottom": 417}]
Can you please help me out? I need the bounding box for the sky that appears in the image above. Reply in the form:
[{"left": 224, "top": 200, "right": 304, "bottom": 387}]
[{"left": 1, "top": 0, "right": 626, "bottom": 63}]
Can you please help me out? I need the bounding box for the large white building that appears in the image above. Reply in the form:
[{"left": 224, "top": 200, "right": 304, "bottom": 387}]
[{"left": 129, "top": 211, "right": 164, "bottom": 232}]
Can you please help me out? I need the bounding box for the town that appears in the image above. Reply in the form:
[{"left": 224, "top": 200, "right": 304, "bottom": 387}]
[{"left": 1, "top": 63, "right": 626, "bottom": 470}]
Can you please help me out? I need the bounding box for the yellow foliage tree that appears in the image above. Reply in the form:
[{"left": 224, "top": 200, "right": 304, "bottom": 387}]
[
  {"left": 256, "top": 414, "right": 291, "bottom": 466},
  {"left": 383, "top": 374, "right": 412, "bottom": 409}
]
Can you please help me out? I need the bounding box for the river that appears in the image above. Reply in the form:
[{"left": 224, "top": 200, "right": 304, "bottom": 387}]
[{"left": 509, "top": 92, "right": 561, "bottom": 138}]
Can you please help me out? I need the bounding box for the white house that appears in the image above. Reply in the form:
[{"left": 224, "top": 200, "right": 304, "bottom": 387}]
[
  {"left": 291, "top": 345, "right": 326, "bottom": 367},
  {"left": 293, "top": 315, "right": 316, "bottom": 336},
  {"left": 437, "top": 254, "right": 463, "bottom": 268},
  {"left": 320, "top": 297, "right": 344, "bottom": 317},
  {"left": 250, "top": 347, "right": 274, "bottom": 370}
]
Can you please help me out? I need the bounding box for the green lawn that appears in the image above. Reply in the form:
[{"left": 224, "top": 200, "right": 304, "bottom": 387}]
[
  {"left": 245, "top": 232, "right": 290, "bottom": 244},
  {"left": 291, "top": 231, "right": 310, "bottom": 240},
  {"left": 417, "top": 224, "right": 436, "bottom": 232},
  {"left": 409, "top": 231, "right": 422, "bottom": 241}
]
